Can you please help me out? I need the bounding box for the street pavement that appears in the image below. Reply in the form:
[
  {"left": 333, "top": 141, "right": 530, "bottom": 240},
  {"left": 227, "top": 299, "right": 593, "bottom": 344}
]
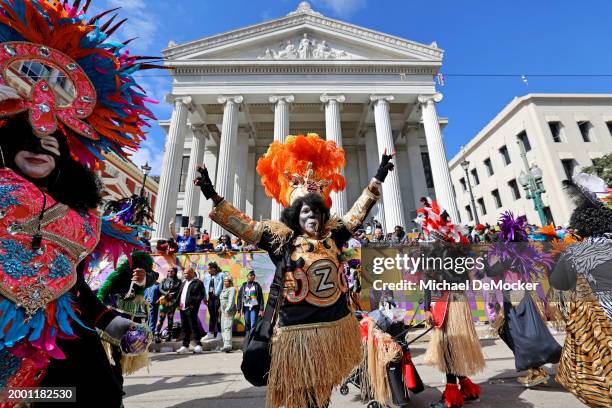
[{"left": 123, "top": 334, "right": 586, "bottom": 408}]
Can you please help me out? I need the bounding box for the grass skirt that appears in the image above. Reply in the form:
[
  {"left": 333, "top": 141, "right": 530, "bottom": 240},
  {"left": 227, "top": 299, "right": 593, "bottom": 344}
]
[
  {"left": 266, "top": 313, "right": 363, "bottom": 408},
  {"left": 424, "top": 292, "right": 485, "bottom": 376}
]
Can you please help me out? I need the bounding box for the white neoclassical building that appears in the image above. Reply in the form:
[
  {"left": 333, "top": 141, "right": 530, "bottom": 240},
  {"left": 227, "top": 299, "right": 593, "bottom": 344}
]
[{"left": 153, "top": 1, "right": 458, "bottom": 241}]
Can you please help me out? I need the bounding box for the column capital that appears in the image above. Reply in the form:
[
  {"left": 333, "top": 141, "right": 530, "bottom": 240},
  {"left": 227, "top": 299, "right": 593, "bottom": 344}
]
[
  {"left": 417, "top": 93, "right": 443, "bottom": 105},
  {"left": 217, "top": 95, "right": 244, "bottom": 105},
  {"left": 165, "top": 94, "right": 193, "bottom": 106},
  {"left": 269, "top": 94, "right": 295, "bottom": 104},
  {"left": 189, "top": 123, "right": 208, "bottom": 140},
  {"left": 320, "top": 94, "right": 345, "bottom": 104},
  {"left": 369, "top": 95, "right": 394, "bottom": 105}
]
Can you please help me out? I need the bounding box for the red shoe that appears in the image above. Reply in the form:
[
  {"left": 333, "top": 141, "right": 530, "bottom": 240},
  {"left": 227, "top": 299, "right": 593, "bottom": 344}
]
[
  {"left": 459, "top": 377, "right": 481, "bottom": 403},
  {"left": 442, "top": 383, "right": 464, "bottom": 408}
]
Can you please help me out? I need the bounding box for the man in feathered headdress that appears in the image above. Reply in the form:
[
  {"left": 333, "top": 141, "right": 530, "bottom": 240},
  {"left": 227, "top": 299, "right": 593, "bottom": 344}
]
[{"left": 195, "top": 133, "right": 394, "bottom": 408}]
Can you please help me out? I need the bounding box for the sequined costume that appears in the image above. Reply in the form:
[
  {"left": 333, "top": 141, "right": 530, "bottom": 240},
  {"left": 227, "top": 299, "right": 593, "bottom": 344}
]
[{"left": 0, "top": 1, "right": 157, "bottom": 406}]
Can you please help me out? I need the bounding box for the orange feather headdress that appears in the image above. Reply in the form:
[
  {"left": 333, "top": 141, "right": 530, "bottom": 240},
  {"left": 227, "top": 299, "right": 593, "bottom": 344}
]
[{"left": 256, "top": 134, "right": 346, "bottom": 208}]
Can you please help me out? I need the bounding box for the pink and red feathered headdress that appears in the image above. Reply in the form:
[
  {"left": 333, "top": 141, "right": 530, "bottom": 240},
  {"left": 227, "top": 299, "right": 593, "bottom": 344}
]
[
  {"left": 415, "top": 197, "right": 468, "bottom": 244},
  {"left": 0, "top": 0, "right": 159, "bottom": 167}
]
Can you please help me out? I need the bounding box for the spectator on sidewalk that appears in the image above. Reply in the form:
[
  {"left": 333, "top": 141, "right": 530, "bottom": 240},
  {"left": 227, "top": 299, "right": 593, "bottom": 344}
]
[
  {"left": 176, "top": 268, "right": 205, "bottom": 354},
  {"left": 371, "top": 227, "right": 386, "bottom": 242},
  {"left": 237, "top": 270, "right": 264, "bottom": 333},
  {"left": 196, "top": 234, "right": 214, "bottom": 252},
  {"left": 167, "top": 238, "right": 178, "bottom": 255},
  {"left": 170, "top": 220, "right": 196, "bottom": 254},
  {"left": 215, "top": 234, "right": 234, "bottom": 252},
  {"left": 390, "top": 225, "right": 408, "bottom": 244},
  {"left": 156, "top": 267, "right": 181, "bottom": 341},
  {"left": 144, "top": 280, "right": 161, "bottom": 336},
  {"left": 220, "top": 276, "right": 237, "bottom": 353},
  {"left": 203, "top": 262, "right": 225, "bottom": 341}
]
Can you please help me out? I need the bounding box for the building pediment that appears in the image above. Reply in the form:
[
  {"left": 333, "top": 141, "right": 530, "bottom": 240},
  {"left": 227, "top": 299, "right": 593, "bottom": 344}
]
[{"left": 164, "top": 2, "right": 443, "bottom": 63}]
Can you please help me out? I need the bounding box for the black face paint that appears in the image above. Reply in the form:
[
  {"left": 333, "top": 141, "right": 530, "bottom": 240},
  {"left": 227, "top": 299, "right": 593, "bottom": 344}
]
[{"left": 21, "top": 132, "right": 61, "bottom": 161}]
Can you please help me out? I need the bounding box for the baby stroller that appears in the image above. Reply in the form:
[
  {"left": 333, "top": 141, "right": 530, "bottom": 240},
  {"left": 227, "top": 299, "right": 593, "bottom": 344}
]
[{"left": 341, "top": 308, "right": 428, "bottom": 407}]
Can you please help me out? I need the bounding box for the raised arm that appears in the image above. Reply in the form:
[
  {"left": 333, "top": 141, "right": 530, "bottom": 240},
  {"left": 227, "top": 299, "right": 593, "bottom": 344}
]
[
  {"left": 342, "top": 151, "right": 394, "bottom": 232},
  {"left": 194, "top": 166, "right": 270, "bottom": 247},
  {"left": 169, "top": 220, "right": 177, "bottom": 240}
]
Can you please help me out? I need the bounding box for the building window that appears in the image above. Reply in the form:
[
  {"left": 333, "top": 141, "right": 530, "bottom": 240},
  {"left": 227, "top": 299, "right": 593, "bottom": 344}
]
[
  {"left": 492, "top": 189, "right": 502, "bottom": 208},
  {"left": 517, "top": 131, "right": 531, "bottom": 152},
  {"left": 178, "top": 156, "right": 190, "bottom": 193},
  {"left": 421, "top": 152, "right": 434, "bottom": 189},
  {"left": 484, "top": 158, "right": 494, "bottom": 176},
  {"left": 499, "top": 145, "right": 511, "bottom": 166},
  {"left": 508, "top": 179, "right": 521, "bottom": 199},
  {"left": 477, "top": 198, "right": 487, "bottom": 215},
  {"left": 459, "top": 177, "right": 467, "bottom": 192},
  {"left": 471, "top": 168, "right": 480, "bottom": 185},
  {"left": 465, "top": 205, "right": 473, "bottom": 222},
  {"left": 20, "top": 61, "right": 49, "bottom": 82},
  {"left": 561, "top": 158, "right": 577, "bottom": 180},
  {"left": 607, "top": 121, "right": 612, "bottom": 137},
  {"left": 549, "top": 121, "right": 563, "bottom": 143},
  {"left": 578, "top": 121, "right": 594, "bottom": 142}
]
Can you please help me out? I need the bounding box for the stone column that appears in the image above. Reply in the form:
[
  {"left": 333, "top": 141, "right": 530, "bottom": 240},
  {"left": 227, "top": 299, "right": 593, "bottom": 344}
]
[
  {"left": 418, "top": 93, "right": 460, "bottom": 223},
  {"left": 152, "top": 96, "right": 191, "bottom": 242},
  {"left": 182, "top": 124, "right": 207, "bottom": 221},
  {"left": 370, "top": 95, "right": 406, "bottom": 232},
  {"left": 321, "top": 94, "right": 347, "bottom": 216},
  {"left": 211, "top": 95, "right": 243, "bottom": 239},
  {"left": 364, "top": 127, "right": 386, "bottom": 231},
  {"left": 233, "top": 128, "right": 250, "bottom": 212},
  {"left": 269, "top": 95, "right": 294, "bottom": 220},
  {"left": 405, "top": 128, "right": 428, "bottom": 209}
]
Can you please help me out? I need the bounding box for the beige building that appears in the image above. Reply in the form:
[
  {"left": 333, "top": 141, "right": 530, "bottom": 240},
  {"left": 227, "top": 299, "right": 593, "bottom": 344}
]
[{"left": 449, "top": 94, "right": 612, "bottom": 227}]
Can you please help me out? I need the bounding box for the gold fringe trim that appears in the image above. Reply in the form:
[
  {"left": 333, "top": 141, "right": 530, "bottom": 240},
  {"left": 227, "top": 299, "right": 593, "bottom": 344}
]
[
  {"left": 323, "top": 216, "right": 343, "bottom": 234},
  {"left": 266, "top": 313, "right": 363, "bottom": 408},
  {"left": 262, "top": 220, "right": 293, "bottom": 254},
  {"left": 101, "top": 336, "right": 150, "bottom": 376},
  {"left": 364, "top": 318, "right": 402, "bottom": 403},
  {"left": 120, "top": 352, "right": 150, "bottom": 376},
  {"left": 424, "top": 300, "right": 485, "bottom": 376}
]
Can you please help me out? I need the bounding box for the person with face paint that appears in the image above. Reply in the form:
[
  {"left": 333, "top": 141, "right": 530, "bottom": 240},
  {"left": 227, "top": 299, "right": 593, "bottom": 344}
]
[
  {"left": 0, "top": 2, "right": 158, "bottom": 407},
  {"left": 195, "top": 134, "right": 394, "bottom": 408}
]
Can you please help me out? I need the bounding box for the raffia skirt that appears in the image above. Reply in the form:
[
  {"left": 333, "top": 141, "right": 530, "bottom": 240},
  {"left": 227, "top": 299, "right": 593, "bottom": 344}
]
[
  {"left": 424, "top": 292, "right": 485, "bottom": 377},
  {"left": 556, "top": 277, "right": 612, "bottom": 408},
  {"left": 266, "top": 313, "right": 363, "bottom": 408}
]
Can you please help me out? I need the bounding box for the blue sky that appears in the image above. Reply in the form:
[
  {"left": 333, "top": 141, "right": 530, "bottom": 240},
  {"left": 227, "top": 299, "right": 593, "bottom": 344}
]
[{"left": 103, "top": 0, "right": 612, "bottom": 175}]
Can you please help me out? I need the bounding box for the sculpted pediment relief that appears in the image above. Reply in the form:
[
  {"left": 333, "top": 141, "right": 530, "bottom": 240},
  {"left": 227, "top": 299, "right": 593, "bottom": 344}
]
[{"left": 259, "top": 34, "right": 350, "bottom": 60}]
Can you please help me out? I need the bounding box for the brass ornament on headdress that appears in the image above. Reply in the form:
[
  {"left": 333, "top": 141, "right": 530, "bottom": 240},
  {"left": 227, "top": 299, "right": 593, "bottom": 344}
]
[{"left": 285, "top": 162, "right": 332, "bottom": 206}]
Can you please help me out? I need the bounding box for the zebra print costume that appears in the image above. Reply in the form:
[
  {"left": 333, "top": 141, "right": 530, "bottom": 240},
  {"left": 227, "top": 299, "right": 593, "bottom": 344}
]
[{"left": 566, "top": 236, "right": 612, "bottom": 320}]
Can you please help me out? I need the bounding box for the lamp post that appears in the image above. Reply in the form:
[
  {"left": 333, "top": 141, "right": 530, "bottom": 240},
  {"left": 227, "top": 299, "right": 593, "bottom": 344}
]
[
  {"left": 516, "top": 140, "right": 547, "bottom": 226},
  {"left": 140, "top": 162, "right": 151, "bottom": 197},
  {"left": 460, "top": 159, "right": 480, "bottom": 225}
]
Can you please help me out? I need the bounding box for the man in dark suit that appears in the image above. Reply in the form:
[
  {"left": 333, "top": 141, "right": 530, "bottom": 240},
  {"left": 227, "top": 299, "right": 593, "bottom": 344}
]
[{"left": 176, "top": 267, "right": 205, "bottom": 354}]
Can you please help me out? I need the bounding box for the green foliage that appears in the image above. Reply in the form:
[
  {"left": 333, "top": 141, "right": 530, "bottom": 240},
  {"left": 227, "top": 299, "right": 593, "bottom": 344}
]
[{"left": 582, "top": 154, "right": 612, "bottom": 186}]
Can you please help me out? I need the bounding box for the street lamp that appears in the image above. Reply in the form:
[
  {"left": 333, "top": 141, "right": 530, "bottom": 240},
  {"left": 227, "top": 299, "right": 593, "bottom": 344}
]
[
  {"left": 460, "top": 158, "right": 480, "bottom": 225},
  {"left": 140, "top": 162, "right": 151, "bottom": 197},
  {"left": 516, "top": 140, "right": 547, "bottom": 226}
]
